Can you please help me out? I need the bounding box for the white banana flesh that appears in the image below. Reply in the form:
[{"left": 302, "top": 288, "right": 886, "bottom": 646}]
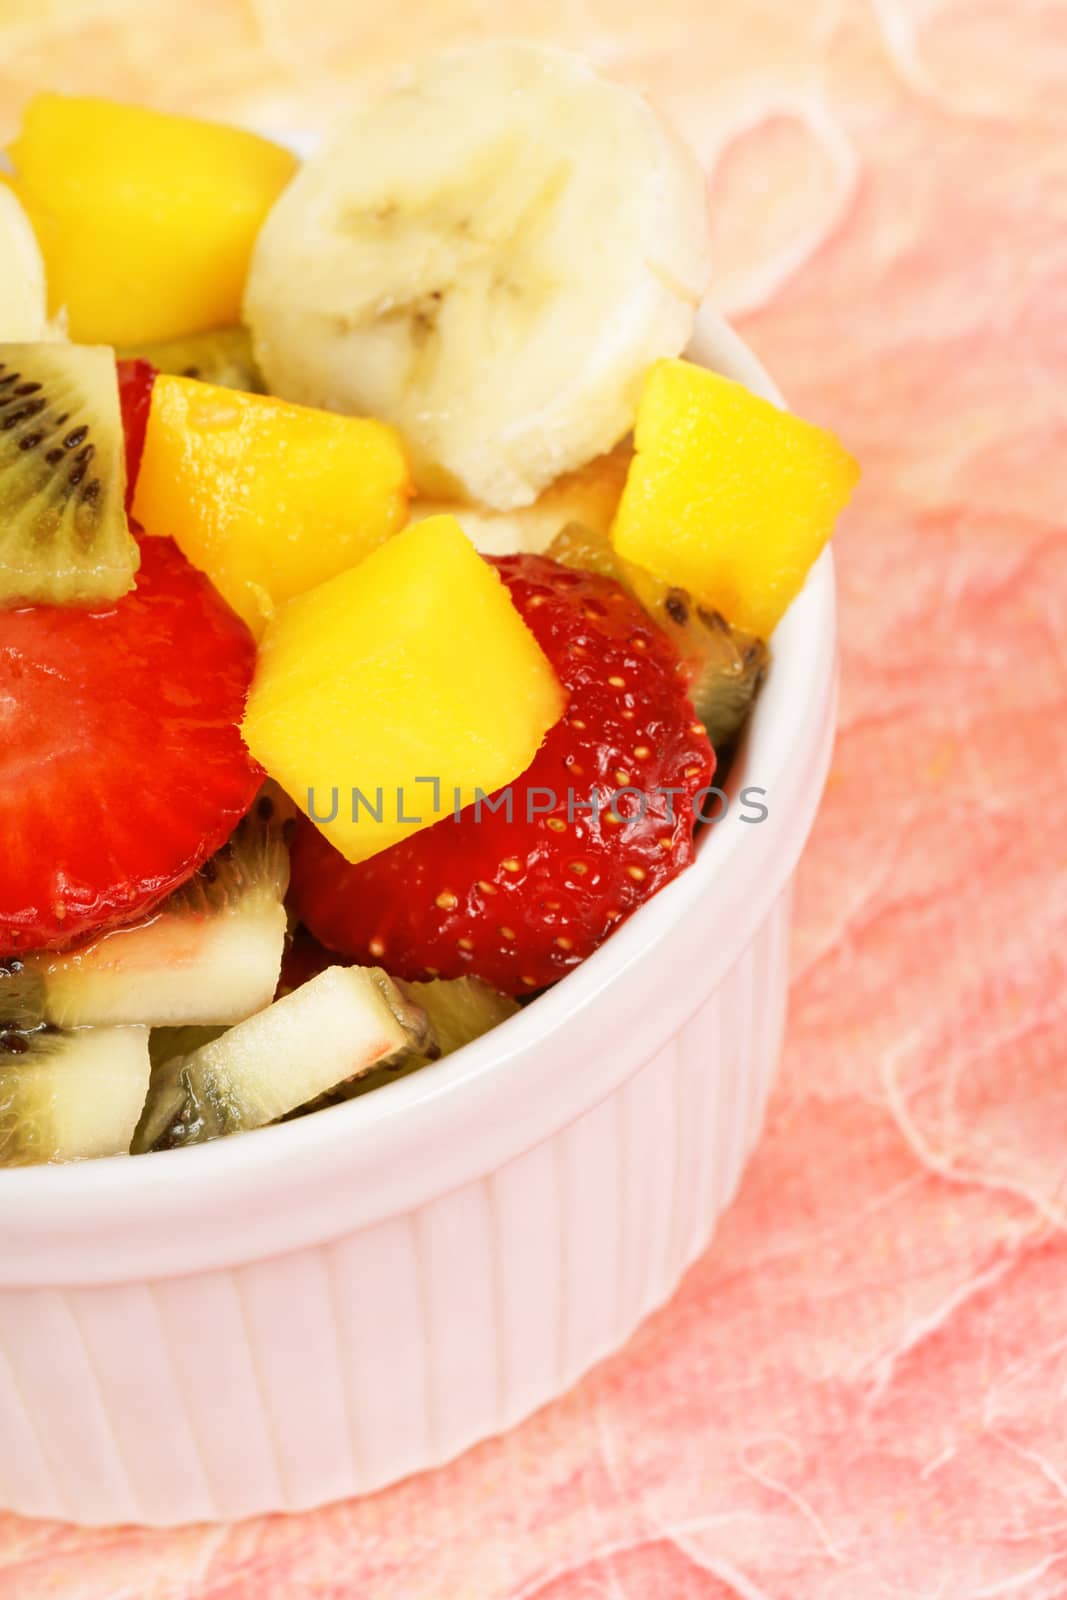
[
  {"left": 245, "top": 43, "right": 710, "bottom": 510},
  {"left": 0, "top": 184, "right": 55, "bottom": 340},
  {"left": 409, "top": 441, "right": 632, "bottom": 557}
]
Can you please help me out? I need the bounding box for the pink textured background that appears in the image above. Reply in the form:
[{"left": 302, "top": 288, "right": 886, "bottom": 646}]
[{"left": 2, "top": 2, "right": 1066, "bottom": 1594}]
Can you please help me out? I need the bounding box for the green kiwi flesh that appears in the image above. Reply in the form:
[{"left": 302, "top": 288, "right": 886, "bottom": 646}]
[
  {"left": 547, "top": 522, "right": 768, "bottom": 753},
  {"left": 134, "top": 965, "right": 433, "bottom": 1152},
  {"left": 118, "top": 326, "right": 264, "bottom": 393},
  {"left": 0, "top": 341, "right": 138, "bottom": 606},
  {"left": 0, "top": 1024, "right": 149, "bottom": 1167},
  {"left": 148, "top": 1025, "right": 227, "bottom": 1074},
  {"left": 401, "top": 975, "right": 520, "bottom": 1060},
  {"left": 327, "top": 973, "right": 521, "bottom": 1105},
  {"left": 657, "top": 591, "right": 769, "bottom": 754}
]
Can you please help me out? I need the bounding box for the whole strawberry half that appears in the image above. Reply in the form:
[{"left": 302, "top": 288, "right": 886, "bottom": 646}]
[
  {"left": 289, "top": 554, "right": 715, "bottom": 994},
  {"left": 0, "top": 536, "right": 262, "bottom": 956}
]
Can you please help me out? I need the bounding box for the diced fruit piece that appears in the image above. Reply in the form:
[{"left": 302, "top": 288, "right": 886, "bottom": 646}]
[
  {"left": 403, "top": 975, "right": 520, "bottom": 1057},
  {"left": 116, "top": 357, "right": 155, "bottom": 506},
  {"left": 133, "top": 965, "right": 432, "bottom": 1150},
  {"left": 289, "top": 553, "right": 714, "bottom": 993},
  {"left": 669, "top": 603, "right": 768, "bottom": 755},
  {"left": 148, "top": 1025, "right": 225, "bottom": 1073},
  {"left": 245, "top": 43, "right": 709, "bottom": 509},
  {"left": 243, "top": 516, "right": 566, "bottom": 864},
  {"left": 333, "top": 974, "right": 521, "bottom": 1101},
  {"left": 547, "top": 522, "right": 768, "bottom": 751},
  {"left": 117, "top": 326, "right": 263, "bottom": 394},
  {"left": 612, "top": 359, "right": 860, "bottom": 638},
  {"left": 326, "top": 1051, "right": 427, "bottom": 1103},
  {"left": 410, "top": 444, "right": 632, "bottom": 558},
  {"left": 140, "top": 971, "right": 518, "bottom": 1133},
  {"left": 8, "top": 93, "right": 298, "bottom": 344},
  {"left": 0, "top": 1025, "right": 149, "bottom": 1167},
  {"left": 0, "top": 536, "right": 262, "bottom": 956},
  {"left": 132, "top": 376, "right": 411, "bottom": 633},
  {"left": 0, "top": 342, "right": 138, "bottom": 606},
  {"left": 1, "top": 796, "right": 292, "bottom": 1028},
  {"left": 0, "top": 185, "right": 52, "bottom": 340},
  {"left": 0, "top": 964, "right": 42, "bottom": 1033}
]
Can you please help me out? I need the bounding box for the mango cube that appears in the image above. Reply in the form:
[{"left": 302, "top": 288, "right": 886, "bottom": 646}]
[
  {"left": 612, "top": 359, "right": 859, "bottom": 638},
  {"left": 8, "top": 94, "right": 297, "bottom": 344},
  {"left": 242, "top": 516, "right": 566, "bottom": 864},
  {"left": 132, "top": 376, "right": 411, "bottom": 634}
]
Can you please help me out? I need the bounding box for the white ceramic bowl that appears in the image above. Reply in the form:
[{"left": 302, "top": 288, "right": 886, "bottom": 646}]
[{"left": 0, "top": 307, "right": 836, "bottom": 1526}]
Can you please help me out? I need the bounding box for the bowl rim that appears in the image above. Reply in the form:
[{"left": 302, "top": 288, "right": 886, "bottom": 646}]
[{"left": 0, "top": 305, "right": 837, "bottom": 1281}]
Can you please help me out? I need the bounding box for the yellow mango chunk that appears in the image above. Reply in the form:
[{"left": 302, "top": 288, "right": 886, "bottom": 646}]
[
  {"left": 612, "top": 360, "right": 859, "bottom": 638},
  {"left": 9, "top": 94, "right": 297, "bottom": 344},
  {"left": 132, "top": 376, "right": 411, "bottom": 634},
  {"left": 242, "top": 516, "right": 566, "bottom": 864}
]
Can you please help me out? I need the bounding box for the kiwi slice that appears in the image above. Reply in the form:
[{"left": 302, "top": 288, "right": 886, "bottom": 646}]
[
  {"left": 284, "top": 972, "right": 519, "bottom": 1112},
  {"left": 333, "top": 974, "right": 521, "bottom": 1102},
  {"left": 118, "top": 326, "right": 264, "bottom": 393},
  {"left": 133, "top": 965, "right": 433, "bottom": 1152},
  {"left": 148, "top": 1025, "right": 227, "bottom": 1074},
  {"left": 0, "top": 341, "right": 138, "bottom": 606},
  {"left": 547, "top": 522, "right": 769, "bottom": 753},
  {"left": 401, "top": 976, "right": 520, "bottom": 1059},
  {"left": 658, "top": 593, "right": 769, "bottom": 754},
  {"left": 0, "top": 1024, "right": 150, "bottom": 1167},
  {"left": 1, "top": 791, "right": 294, "bottom": 1030}
]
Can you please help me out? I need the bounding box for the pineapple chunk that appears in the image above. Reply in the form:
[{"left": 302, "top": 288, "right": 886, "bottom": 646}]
[
  {"left": 612, "top": 359, "right": 859, "bottom": 638},
  {"left": 132, "top": 376, "right": 411, "bottom": 634},
  {"left": 8, "top": 94, "right": 297, "bottom": 344},
  {"left": 242, "top": 516, "right": 565, "bottom": 864}
]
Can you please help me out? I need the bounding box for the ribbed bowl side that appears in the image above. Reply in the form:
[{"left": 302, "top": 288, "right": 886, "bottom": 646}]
[{"left": 0, "top": 885, "right": 791, "bottom": 1527}]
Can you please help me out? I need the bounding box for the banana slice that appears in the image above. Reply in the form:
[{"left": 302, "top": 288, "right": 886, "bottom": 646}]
[
  {"left": 245, "top": 44, "right": 710, "bottom": 510},
  {"left": 0, "top": 183, "right": 53, "bottom": 340},
  {"left": 409, "top": 441, "right": 632, "bottom": 557}
]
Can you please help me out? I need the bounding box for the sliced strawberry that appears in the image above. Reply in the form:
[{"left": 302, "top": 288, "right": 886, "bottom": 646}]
[
  {"left": 290, "top": 554, "right": 715, "bottom": 994},
  {"left": 117, "top": 357, "right": 156, "bottom": 509},
  {"left": 0, "top": 537, "right": 261, "bottom": 956}
]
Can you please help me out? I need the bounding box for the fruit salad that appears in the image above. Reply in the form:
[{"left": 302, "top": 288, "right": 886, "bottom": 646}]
[{"left": 0, "top": 46, "right": 858, "bottom": 1166}]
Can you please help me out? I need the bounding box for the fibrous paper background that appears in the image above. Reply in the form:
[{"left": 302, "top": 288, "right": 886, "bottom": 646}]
[{"left": 1, "top": 2, "right": 1065, "bottom": 1594}]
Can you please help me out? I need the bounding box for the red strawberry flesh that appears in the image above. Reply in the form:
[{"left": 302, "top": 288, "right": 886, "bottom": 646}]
[
  {"left": 0, "top": 536, "right": 262, "bottom": 955},
  {"left": 290, "top": 554, "right": 715, "bottom": 994},
  {"left": 116, "top": 357, "right": 155, "bottom": 510}
]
